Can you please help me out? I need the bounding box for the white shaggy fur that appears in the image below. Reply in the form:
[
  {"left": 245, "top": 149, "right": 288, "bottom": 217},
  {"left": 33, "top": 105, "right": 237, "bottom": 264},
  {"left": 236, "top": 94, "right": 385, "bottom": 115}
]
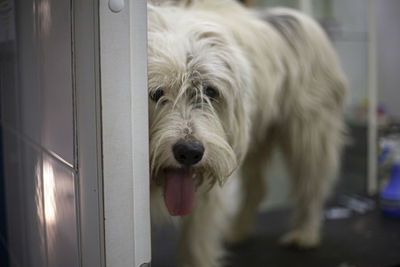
[{"left": 147, "top": 1, "right": 347, "bottom": 266}]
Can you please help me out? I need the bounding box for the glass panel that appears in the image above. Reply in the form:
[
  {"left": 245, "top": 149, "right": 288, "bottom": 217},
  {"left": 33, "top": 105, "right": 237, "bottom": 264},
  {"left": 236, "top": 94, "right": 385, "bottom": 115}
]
[
  {"left": 1, "top": 128, "right": 28, "bottom": 267},
  {"left": 1, "top": 1, "right": 80, "bottom": 266},
  {"left": 16, "top": 0, "right": 74, "bottom": 165},
  {"left": 1, "top": 129, "right": 80, "bottom": 267},
  {"left": 42, "top": 154, "right": 79, "bottom": 267},
  {"left": 21, "top": 142, "right": 47, "bottom": 267},
  {"left": 16, "top": 0, "right": 43, "bottom": 145},
  {"left": 2, "top": 127, "right": 50, "bottom": 267},
  {"left": 39, "top": 0, "right": 74, "bottom": 165}
]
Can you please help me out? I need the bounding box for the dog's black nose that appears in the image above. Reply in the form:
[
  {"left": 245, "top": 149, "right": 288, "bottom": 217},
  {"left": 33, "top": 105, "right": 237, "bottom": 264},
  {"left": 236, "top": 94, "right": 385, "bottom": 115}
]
[{"left": 173, "top": 139, "right": 205, "bottom": 166}]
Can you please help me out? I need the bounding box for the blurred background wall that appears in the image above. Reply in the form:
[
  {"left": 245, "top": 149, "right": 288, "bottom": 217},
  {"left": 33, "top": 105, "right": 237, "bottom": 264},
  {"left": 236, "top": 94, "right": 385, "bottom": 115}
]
[{"left": 376, "top": 0, "right": 400, "bottom": 120}]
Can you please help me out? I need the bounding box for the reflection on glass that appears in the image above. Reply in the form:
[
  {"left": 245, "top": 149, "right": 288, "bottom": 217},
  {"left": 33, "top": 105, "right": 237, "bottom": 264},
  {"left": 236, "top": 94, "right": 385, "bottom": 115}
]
[
  {"left": 43, "top": 160, "right": 56, "bottom": 225},
  {"left": 33, "top": 0, "right": 52, "bottom": 36},
  {"left": 39, "top": 0, "right": 51, "bottom": 35},
  {"left": 35, "top": 159, "right": 44, "bottom": 224},
  {"left": 40, "top": 156, "right": 79, "bottom": 267}
]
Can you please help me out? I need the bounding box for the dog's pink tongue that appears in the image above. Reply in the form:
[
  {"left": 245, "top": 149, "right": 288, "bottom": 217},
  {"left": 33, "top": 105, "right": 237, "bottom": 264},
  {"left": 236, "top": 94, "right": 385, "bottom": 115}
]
[{"left": 164, "top": 168, "right": 195, "bottom": 216}]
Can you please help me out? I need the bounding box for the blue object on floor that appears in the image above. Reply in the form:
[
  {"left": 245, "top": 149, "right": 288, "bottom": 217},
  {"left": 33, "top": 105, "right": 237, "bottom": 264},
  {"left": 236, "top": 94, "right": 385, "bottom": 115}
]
[
  {"left": 381, "top": 163, "right": 400, "bottom": 218},
  {"left": 379, "top": 132, "right": 400, "bottom": 218}
]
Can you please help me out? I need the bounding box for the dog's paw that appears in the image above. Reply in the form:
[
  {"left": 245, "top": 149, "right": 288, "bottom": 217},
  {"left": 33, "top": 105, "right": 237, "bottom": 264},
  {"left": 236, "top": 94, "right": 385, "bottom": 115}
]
[
  {"left": 226, "top": 230, "right": 249, "bottom": 245},
  {"left": 279, "top": 229, "right": 320, "bottom": 249},
  {"left": 226, "top": 222, "right": 253, "bottom": 245}
]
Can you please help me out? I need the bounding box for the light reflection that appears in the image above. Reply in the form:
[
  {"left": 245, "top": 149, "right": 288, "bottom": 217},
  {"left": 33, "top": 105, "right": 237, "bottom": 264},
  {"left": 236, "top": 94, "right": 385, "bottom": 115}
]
[
  {"left": 33, "top": 160, "right": 48, "bottom": 259},
  {"left": 41, "top": 0, "right": 51, "bottom": 35},
  {"left": 35, "top": 158, "right": 78, "bottom": 265},
  {"left": 35, "top": 160, "right": 43, "bottom": 223},
  {"left": 43, "top": 160, "right": 56, "bottom": 225},
  {"left": 34, "top": 0, "right": 51, "bottom": 36}
]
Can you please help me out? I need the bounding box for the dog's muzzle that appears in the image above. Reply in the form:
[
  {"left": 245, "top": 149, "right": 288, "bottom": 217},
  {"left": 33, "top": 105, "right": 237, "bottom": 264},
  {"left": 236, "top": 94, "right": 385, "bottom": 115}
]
[{"left": 162, "top": 139, "right": 205, "bottom": 217}]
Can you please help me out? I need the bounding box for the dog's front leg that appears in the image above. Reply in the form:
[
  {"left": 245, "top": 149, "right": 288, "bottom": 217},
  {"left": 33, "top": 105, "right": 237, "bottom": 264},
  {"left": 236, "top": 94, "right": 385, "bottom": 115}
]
[{"left": 177, "top": 186, "right": 228, "bottom": 267}]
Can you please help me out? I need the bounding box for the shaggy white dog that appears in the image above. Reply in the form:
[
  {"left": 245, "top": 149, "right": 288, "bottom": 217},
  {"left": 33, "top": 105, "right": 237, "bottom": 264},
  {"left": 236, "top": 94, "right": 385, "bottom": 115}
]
[{"left": 147, "top": 1, "right": 347, "bottom": 266}]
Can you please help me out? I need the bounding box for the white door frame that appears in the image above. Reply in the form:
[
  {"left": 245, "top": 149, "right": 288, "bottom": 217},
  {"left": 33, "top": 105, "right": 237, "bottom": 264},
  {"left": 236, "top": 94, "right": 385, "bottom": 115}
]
[
  {"left": 73, "top": 0, "right": 105, "bottom": 266},
  {"left": 99, "top": 0, "right": 151, "bottom": 266}
]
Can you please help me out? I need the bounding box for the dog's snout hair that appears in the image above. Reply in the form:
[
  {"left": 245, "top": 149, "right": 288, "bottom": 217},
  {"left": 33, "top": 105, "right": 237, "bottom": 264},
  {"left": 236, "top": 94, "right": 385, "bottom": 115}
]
[{"left": 149, "top": 93, "right": 239, "bottom": 186}]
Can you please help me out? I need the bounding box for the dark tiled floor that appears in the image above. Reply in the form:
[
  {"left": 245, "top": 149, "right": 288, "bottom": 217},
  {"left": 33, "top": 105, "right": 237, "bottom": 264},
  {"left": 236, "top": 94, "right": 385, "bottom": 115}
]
[
  {"left": 152, "top": 124, "right": 400, "bottom": 267},
  {"left": 153, "top": 204, "right": 400, "bottom": 267},
  {"left": 225, "top": 207, "right": 400, "bottom": 267}
]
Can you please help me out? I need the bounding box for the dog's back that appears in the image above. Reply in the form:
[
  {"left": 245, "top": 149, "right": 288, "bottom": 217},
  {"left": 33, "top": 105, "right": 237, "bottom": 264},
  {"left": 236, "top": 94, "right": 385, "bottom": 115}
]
[{"left": 177, "top": 1, "right": 347, "bottom": 141}]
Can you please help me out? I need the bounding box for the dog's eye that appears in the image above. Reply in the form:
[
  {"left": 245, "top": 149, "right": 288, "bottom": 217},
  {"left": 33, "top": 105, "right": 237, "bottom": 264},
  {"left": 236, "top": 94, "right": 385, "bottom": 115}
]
[
  {"left": 204, "top": 86, "right": 219, "bottom": 99},
  {"left": 150, "top": 89, "right": 164, "bottom": 102}
]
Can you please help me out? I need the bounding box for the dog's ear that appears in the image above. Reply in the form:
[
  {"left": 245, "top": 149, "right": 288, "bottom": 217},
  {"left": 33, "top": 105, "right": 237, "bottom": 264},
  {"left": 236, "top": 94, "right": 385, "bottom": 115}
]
[{"left": 225, "top": 48, "right": 252, "bottom": 165}]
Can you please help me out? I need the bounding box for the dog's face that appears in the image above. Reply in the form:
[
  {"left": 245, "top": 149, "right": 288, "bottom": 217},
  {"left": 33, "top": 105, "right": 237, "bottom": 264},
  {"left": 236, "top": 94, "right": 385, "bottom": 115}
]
[{"left": 147, "top": 5, "right": 251, "bottom": 216}]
